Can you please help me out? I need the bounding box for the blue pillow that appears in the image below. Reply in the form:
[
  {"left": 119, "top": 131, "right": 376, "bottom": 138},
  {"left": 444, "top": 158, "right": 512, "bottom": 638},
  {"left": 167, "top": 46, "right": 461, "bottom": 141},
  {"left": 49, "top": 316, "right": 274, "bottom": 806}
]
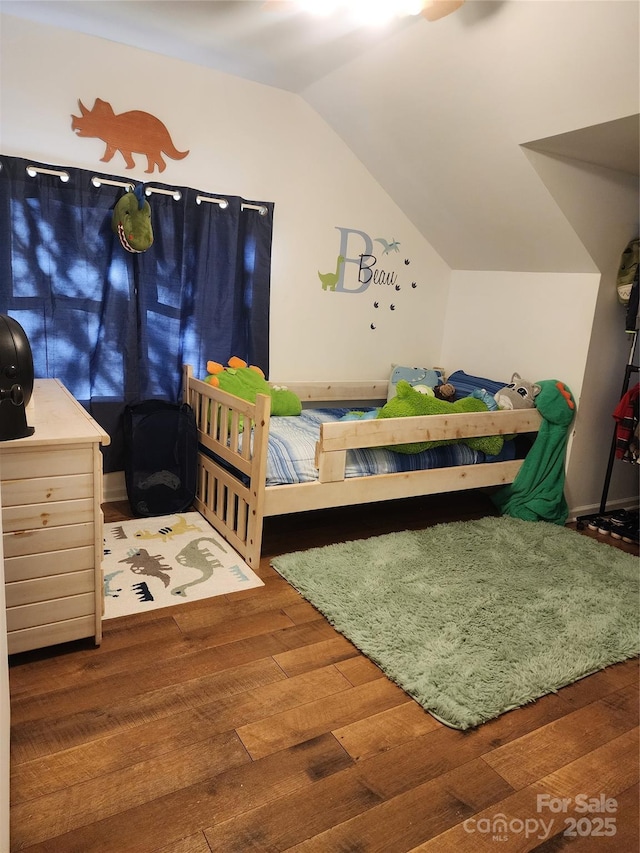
[
  {"left": 447, "top": 370, "right": 506, "bottom": 400},
  {"left": 388, "top": 365, "right": 444, "bottom": 401}
]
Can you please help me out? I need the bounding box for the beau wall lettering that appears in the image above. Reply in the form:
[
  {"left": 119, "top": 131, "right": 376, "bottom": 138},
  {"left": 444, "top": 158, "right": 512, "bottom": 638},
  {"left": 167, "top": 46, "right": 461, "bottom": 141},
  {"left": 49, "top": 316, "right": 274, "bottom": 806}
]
[
  {"left": 332, "top": 227, "right": 399, "bottom": 292},
  {"left": 358, "top": 255, "right": 398, "bottom": 288}
]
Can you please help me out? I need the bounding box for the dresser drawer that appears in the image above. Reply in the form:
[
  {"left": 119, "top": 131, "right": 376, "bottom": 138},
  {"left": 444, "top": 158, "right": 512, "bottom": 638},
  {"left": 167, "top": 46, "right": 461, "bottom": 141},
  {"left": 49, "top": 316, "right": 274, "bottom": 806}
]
[
  {"left": 4, "top": 546, "right": 95, "bottom": 582},
  {"left": 2, "top": 498, "right": 95, "bottom": 534},
  {"left": 3, "top": 522, "right": 94, "bottom": 559},
  {"left": 6, "top": 592, "right": 95, "bottom": 632},
  {"left": 0, "top": 446, "right": 93, "bottom": 480},
  {"left": 8, "top": 616, "right": 98, "bottom": 656},
  {"left": 5, "top": 570, "right": 95, "bottom": 608},
  {"left": 1, "top": 473, "right": 94, "bottom": 508}
]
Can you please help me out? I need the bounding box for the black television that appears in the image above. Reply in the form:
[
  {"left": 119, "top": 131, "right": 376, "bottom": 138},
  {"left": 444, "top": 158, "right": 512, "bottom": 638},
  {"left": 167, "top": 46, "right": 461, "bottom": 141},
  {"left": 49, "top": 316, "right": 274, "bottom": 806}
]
[{"left": 0, "top": 314, "right": 35, "bottom": 440}]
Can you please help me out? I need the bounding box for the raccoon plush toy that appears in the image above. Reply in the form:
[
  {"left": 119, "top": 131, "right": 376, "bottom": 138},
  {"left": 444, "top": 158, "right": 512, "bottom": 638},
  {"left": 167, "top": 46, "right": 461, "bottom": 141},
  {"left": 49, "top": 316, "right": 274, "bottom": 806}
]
[{"left": 494, "top": 373, "right": 541, "bottom": 410}]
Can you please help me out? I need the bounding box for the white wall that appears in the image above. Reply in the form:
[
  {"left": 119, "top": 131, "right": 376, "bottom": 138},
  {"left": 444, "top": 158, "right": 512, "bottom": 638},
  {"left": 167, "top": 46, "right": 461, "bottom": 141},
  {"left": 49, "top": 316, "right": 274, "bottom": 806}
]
[
  {"left": 439, "top": 269, "right": 602, "bottom": 516},
  {"left": 440, "top": 257, "right": 639, "bottom": 517},
  {"left": 522, "top": 151, "right": 639, "bottom": 515},
  {"left": 440, "top": 270, "right": 600, "bottom": 403},
  {"left": 0, "top": 14, "right": 451, "bottom": 382}
]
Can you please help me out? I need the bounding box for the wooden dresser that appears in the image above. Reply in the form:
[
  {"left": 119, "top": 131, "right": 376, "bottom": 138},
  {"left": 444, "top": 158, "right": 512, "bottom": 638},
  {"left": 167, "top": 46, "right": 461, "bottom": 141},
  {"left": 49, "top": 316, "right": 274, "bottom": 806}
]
[{"left": 1, "top": 380, "right": 109, "bottom": 654}]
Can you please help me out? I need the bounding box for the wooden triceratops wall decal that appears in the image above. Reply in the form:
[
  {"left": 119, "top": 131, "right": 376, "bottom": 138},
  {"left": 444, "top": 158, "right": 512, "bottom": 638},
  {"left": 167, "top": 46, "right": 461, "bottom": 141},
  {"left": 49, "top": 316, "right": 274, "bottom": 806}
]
[{"left": 71, "top": 98, "right": 189, "bottom": 174}]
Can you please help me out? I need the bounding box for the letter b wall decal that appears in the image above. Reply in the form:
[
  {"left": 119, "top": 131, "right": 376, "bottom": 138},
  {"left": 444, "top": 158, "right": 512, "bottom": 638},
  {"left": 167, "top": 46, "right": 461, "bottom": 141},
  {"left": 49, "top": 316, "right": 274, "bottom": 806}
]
[
  {"left": 333, "top": 227, "right": 374, "bottom": 293},
  {"left": 321, "top": 226, "right": 419, "bottom": 332}
]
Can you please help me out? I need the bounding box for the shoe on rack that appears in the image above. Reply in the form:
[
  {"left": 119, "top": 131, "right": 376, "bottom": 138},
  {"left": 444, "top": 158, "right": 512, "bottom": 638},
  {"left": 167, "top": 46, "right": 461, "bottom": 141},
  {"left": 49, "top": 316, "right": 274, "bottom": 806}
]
[
  {"left": 610, "top": 508, "right": 631, "bottom": 520},
  {"left": 597, "top": 519, "right": 613, "bottom": 535},
  {"left": 610, "top": 509, "right": 631, "bottom": 531},
  {"left": 621, "top": 522, "right": 639, "bottom": 545},
  {"left": 587, "top": 517, "right": 603, "bottom": 531}
]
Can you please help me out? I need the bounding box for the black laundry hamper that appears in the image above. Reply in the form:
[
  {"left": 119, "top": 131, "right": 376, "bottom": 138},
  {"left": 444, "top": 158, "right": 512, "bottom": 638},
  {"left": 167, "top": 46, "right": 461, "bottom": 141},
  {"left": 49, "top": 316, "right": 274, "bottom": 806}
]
[{"left": 124, "top": 399, "right": 198, "bottom": 517}]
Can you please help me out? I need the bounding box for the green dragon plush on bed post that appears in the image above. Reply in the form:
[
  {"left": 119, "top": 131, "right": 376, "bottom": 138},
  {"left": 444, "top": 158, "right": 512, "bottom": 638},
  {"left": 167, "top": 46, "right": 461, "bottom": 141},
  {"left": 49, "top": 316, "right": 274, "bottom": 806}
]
[
  {"left": 112, "top": 184, "right": 154, "bottom": 253},
  {"left": 204, "top": 357, "right": 301, "bottom": 416},
  {"left": 492, "top": 380, "right": 576, "bottom": 525}
]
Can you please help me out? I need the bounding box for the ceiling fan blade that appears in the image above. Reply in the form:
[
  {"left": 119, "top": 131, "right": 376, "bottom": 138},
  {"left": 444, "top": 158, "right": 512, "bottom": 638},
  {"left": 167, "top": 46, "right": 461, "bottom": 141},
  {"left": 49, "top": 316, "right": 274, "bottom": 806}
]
[{"left": 421, "top": 0, "right": 465, "bottom": 22}]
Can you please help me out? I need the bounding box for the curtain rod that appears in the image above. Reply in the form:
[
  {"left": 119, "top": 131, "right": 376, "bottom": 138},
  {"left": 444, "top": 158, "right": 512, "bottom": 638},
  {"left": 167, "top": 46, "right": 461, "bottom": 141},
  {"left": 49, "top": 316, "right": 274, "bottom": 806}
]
[
  {"left": 196, "top": 194, "right": 228, "bottom": 208},
  {"left": 92, "top": 176, "right": 133, "bottom": 190},
  {"left": 27, "top": 165, "right": 70, "bottom": 182},
  {"left": 243, "top": 203, "right": 268, "bottom": 216},
  {"left": 145, "top": 186, "right": 182, "bottom": 201},
  {"left": 196, "top": 194, "right": 267, "bottom": 216},
  {"left": 26, "top": 167, "right": 268, "bottom": 214},
  {"left": 92, "top": 177, "right": 181, "bottom": 200}
]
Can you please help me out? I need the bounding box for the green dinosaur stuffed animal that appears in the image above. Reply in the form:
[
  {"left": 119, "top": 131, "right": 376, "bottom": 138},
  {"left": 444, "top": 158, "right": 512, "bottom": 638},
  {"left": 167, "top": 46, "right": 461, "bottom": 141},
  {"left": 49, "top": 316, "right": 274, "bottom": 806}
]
[
  {"left": 204, "top": 357, "right": 301, "bottom": 417},
  {"left": 112, "top": 185, "right": 153, "bottom": 253},
  {"left": 492, "top": 379, "right": 576, "bottom": 525},
  {"left": 376, "top": 380, "right": 504, "bottom": 456}
]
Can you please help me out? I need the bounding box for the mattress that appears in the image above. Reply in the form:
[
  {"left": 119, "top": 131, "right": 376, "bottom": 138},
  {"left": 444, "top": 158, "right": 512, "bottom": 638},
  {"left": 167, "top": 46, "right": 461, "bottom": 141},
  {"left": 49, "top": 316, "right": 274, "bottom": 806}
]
[{"left": 265, "top": 407, "right": 516, "bottom": 486}]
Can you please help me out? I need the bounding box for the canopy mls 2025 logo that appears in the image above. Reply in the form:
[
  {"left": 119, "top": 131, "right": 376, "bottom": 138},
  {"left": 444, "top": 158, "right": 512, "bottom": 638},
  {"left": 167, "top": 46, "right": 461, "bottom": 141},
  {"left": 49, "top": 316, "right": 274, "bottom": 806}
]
[{"left": 318, "top": 227, "right": 420, "bottom": 331}]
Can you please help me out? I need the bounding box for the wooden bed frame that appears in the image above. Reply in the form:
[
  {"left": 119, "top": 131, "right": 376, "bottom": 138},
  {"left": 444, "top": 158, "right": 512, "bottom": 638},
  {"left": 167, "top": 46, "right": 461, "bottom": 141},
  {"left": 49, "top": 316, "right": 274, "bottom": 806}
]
[{"left": 182, "top": 364, "right": 542, "bottom": 569}]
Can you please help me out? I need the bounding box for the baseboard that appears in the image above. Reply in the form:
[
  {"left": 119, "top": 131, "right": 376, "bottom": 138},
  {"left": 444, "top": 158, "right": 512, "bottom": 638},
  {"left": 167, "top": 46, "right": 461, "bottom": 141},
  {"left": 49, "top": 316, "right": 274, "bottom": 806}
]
[
  {"left": 103, "top": 471, "right": 127, "bottom": 504},
  {"left": 569, "top": 497, "right": 639, "bottom": 522}
]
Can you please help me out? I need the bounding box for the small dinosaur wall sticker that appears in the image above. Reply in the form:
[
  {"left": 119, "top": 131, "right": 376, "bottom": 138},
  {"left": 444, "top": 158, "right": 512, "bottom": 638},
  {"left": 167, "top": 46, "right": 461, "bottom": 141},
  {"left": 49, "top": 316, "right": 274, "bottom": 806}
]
[
  {"left": 71, "top": 98, "right": 189, "bottom": 173},
  {"left": 134, "top": 514, "right": 202, "bottom": 542},
  {"left": 375, "top": 237, "right": 401, "bottom": 254},
  {"left": 318, "top": 255, "right": 345, "bottom": 291}
]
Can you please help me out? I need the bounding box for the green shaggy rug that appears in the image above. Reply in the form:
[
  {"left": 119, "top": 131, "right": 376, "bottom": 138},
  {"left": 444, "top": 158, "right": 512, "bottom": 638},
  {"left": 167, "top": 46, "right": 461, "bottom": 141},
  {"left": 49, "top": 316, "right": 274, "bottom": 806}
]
[{"left": 271, "top": 516, "right": 639, "bottom": 730}]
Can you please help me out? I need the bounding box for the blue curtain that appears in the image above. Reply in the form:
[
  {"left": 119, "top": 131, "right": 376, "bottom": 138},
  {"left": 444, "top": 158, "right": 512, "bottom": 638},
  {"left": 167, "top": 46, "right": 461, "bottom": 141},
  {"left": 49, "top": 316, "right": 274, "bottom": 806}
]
[{"left": 0, "top": 156, "right": 273, "bottom": 471}]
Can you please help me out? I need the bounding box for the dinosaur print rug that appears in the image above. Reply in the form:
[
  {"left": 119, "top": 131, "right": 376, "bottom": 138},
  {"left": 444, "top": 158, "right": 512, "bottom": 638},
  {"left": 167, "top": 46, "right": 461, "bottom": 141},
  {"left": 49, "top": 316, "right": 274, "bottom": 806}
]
[{"left": 102, "top": 512, "right": 264, "bottom": 619}]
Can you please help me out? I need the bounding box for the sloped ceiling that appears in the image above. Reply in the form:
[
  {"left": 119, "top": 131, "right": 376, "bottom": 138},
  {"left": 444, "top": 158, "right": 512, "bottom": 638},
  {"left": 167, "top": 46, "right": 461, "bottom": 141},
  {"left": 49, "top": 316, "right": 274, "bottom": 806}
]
[
  {"left": 302, "top": 1, "right": 640, "bottom": 271},
  {"left": 523, "top": 115, "right": 639, "bottom": 177},
  {"left": 3, "top": 0, "right": 639, "bottom": 272},
  {"left": 0, "top": 0, "right": 419, "bottom": 92}
]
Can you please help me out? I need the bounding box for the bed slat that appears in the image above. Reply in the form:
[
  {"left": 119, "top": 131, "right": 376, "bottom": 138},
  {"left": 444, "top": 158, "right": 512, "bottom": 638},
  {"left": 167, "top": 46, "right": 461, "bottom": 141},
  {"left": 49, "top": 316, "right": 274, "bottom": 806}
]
[
  {"left": 273, "top": 379, "right": 388, "bottom": 403},
  {"left": 264, "top": 460, "right": 525, "bottom": 516},
  {"left": 319, "top": 408, "right": 542, "bottom": 452}
]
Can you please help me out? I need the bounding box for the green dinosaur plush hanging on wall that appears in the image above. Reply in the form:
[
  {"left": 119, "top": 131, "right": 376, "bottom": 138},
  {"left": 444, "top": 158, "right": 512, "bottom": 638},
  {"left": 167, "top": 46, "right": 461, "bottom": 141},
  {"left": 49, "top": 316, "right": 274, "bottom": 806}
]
[{"left": 112, "top": 184, "right": 153, "bottom": 253}]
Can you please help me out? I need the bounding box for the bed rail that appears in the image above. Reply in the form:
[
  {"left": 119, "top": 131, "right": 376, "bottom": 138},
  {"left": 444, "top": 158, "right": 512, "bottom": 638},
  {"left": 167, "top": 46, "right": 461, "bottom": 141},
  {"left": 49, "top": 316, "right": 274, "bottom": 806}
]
[
  {"left": 274, "top": 379, "right": 388, "bottom": 405},
  {"left": 318, "top": 408, "right": 542, "bottom": 457}
]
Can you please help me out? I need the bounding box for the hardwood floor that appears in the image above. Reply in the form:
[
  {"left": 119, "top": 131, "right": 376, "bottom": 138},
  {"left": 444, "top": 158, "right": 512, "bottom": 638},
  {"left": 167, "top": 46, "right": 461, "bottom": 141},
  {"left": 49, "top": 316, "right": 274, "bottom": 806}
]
[{"left": 8, "top": 493, "right": 639, "bottom": 852}]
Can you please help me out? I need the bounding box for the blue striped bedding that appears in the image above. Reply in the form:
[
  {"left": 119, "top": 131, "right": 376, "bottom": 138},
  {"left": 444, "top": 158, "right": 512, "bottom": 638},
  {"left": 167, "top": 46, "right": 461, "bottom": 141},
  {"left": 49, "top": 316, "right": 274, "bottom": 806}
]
[{"left": 265, "top": 408, "right": 516, "bottom": 486}]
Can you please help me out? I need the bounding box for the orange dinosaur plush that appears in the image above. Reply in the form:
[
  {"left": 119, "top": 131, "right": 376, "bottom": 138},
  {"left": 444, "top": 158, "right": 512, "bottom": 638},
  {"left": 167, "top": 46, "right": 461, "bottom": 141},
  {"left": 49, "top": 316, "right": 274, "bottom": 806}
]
[{"left": 205, "top": 356, "right": 265, "bottom": 386}]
